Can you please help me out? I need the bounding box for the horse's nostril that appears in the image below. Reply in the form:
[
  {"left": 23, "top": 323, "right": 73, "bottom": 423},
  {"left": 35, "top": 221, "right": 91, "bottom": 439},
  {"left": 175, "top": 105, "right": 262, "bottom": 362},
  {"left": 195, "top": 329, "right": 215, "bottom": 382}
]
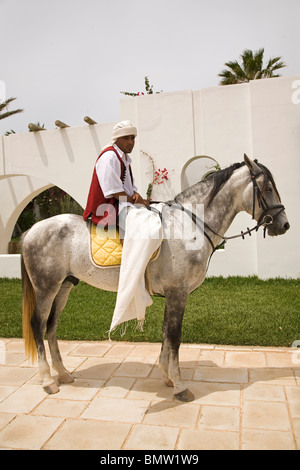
[{"left": 284, "top": 222, "right": 290, "bottom": 231}]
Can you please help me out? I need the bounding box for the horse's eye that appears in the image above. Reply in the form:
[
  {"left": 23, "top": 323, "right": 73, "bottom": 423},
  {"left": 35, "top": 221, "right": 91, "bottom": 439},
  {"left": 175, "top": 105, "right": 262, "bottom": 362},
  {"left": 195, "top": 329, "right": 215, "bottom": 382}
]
[{"left": 266, "top": 186, "right": 273, "bottom": 193}]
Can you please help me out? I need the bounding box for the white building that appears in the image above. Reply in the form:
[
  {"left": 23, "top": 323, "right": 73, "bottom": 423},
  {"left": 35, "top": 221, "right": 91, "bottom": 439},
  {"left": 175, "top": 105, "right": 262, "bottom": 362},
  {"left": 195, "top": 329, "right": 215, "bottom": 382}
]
[{"left": 1, "top": 75, "right": 299, "bottom": 278}]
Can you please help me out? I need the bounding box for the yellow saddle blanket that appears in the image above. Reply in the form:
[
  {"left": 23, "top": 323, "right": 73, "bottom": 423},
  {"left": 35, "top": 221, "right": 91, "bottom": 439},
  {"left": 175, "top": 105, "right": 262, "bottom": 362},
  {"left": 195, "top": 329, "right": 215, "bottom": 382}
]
[{"left": 90, "top": 223, "right": 160, "bottom": 267}]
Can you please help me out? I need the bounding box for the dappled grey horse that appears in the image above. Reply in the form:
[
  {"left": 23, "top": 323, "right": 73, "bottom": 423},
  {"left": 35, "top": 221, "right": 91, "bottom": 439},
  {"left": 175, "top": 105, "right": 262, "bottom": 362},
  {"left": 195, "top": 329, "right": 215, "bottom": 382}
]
[{"left": 22, "top": 155, "right": 289, "bottom": 401}]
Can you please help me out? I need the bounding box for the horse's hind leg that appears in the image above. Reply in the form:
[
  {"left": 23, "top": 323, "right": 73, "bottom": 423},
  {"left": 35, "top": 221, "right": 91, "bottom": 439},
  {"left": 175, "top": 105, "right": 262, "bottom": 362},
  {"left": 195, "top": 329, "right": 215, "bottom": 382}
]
[
  {"left": 159, "top": 288, "right": 194, "bottom": 402},
  {"left": 31, "top": 288, "right": 62, "bottom": 394},
  {"left": 46, "top": 279, "right": 75, "bottom": 385}
]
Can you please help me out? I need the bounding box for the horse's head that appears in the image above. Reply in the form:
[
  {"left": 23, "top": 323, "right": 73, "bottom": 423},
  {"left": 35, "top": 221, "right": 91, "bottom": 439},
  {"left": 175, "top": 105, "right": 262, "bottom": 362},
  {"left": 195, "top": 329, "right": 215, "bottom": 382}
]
[{"left": 243, "top": 154, "right": 290, "bottom": 236}]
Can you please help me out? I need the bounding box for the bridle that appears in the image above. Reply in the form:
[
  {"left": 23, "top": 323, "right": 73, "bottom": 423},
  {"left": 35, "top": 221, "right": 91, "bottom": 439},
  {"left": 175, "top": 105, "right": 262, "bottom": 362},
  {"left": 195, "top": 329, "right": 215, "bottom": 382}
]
[
  {"left": 249, "top": 169, "right": 285, "bottom": 234},
  {"left": 150, "top": 166, "right": 285, "bottom": 254}
]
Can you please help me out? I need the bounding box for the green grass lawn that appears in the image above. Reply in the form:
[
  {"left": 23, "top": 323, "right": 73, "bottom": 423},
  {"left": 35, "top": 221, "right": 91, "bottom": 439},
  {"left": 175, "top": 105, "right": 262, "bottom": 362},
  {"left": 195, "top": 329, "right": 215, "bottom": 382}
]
[{"left": 0, "top": 276, "right": 299, "bottom": 347}]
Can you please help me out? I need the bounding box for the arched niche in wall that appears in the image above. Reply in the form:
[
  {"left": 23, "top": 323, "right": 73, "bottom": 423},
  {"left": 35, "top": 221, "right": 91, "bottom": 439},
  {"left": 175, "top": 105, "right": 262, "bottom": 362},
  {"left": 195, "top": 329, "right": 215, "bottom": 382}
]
[
  {"left": 15, "top": 185, "right": 83, "bottom": 230},
  {"left": 7, "top": 183, "right": 83, "bottom": 254},
  {"left": 0, "top": 175, "right": 52, "bottom": 254},
  {"left": 181, "top": 155, "right": 220, "bottom": 191}
]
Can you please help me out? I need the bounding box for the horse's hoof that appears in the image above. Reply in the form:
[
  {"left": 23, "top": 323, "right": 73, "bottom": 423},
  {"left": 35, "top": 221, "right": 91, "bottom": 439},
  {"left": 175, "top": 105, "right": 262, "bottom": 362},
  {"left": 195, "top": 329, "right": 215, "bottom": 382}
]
[
  {"left": 163, "top": 376, "right": 174, "bottom": 387},
  {"left": 58, "top": 373, "right": 74, "bottom": 384},
  {"left": 175, "top": 388, "right": 194, "bottom": 402},
  {"left": 44, "top": 382, "right": 60, "bottom": 394}
]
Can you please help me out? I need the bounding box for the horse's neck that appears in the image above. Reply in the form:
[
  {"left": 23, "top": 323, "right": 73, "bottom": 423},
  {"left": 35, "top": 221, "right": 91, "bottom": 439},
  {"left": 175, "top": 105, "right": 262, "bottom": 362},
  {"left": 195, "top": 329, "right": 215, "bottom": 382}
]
[{"left": 178, "top": 168, "right": 247, "bottom": 242}]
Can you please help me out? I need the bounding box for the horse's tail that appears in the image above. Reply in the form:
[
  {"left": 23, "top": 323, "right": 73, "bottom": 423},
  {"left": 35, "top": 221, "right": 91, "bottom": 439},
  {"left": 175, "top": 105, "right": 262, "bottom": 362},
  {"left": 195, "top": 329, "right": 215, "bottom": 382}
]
[{"left": 21, "top": 247, "right": 37, "bottom": 363}]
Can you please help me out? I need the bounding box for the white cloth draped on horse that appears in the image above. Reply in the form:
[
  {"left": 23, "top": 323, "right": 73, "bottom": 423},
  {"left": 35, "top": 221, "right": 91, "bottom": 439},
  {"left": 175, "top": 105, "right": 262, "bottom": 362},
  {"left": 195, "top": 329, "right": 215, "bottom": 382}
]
[{"left": 109, "top": 205, "right": 162, "bottom": 333}]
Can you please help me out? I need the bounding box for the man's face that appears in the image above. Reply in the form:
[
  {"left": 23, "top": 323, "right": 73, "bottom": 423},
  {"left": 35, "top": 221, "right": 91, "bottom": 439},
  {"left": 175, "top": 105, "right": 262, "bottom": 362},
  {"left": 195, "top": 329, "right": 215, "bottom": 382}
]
[{"left": 115, "top": 135, "right": 135, "bottom": 154}]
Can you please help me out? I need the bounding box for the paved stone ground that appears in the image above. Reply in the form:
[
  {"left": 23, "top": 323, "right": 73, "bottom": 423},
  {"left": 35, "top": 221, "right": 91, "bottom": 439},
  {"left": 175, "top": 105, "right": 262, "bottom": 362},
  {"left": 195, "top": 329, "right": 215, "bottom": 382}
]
[{"left": 0, "top": 338, "right": 299, "bottom": 450}]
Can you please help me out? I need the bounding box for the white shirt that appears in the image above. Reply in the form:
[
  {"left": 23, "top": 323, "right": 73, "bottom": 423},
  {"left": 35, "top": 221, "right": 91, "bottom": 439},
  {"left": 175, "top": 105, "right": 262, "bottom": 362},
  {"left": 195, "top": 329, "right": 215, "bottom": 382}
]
[{"left": 96, "top": 144, "right": 137, "bottom": 212}]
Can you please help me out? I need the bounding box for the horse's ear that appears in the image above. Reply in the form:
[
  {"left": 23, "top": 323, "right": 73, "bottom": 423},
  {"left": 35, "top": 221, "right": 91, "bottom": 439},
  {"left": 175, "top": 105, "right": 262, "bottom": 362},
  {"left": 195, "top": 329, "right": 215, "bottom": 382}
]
[{"left": 244, "top": 154, "right": 260, "bottom": 174}]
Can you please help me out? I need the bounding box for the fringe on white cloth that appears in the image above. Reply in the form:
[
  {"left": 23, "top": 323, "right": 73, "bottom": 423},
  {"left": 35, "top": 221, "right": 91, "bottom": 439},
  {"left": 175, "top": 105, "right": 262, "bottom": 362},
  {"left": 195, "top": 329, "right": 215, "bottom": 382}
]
[{"left": 109, "top": 206, "right": 162, "bottom": 335}]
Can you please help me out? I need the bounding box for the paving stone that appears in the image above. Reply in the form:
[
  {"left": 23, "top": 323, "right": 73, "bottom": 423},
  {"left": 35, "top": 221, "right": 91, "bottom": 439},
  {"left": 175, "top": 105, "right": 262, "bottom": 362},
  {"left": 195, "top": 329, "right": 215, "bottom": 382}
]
[
  {"left": 177, "top": 428, "right": 239, "bottom": 450},
  {"left": 243, "top": 383, "right": 286, "bottom": 402},
  {"left": 127, "top": 378, "right": 174, "bottom": 402},
  {"left": 143, "top": 401, "right": 200, "bottom": 428},
  {"left": 0, "top": 415, "right": 63, "bottom": 449},
  {"left": 128, "top": 343, "right": 161, "bottom": 358},
  {"left": 285, "top": 386, "right": 300, "bottom": 419},
  {"left": 44, "top": 419, "right": 131, "bottom": 450},
  {"left": 0, "top": 385, "right": 16, "bottom": 403},
  {"left": 194, "top": 366, "right": 248, "bottom": 383},
  {"left": 32, "top": 398, "right": 89, "bottom": 418},
  {"left": 224, "top": 351, "right": 266, "bottom": 368},
  {"left": 82, "top": 396, "right": 150, "bottom": 423},
  {"left": 104, "top": 343, "right": 135, "bottom": 358},
  {"left": 242, "top": 429, "right": 296, "bottom": 450},
  {"left": 0, "top": 339, "right": 298, "bottom": 450},
  {"left": 293, "top": 419, "right": 300, "bottom": 449},
  {"left": 242, "top": 402, "right": 291, "bottom": 431},
  {"left": 0, "top": 384, "right": 46, "bottom": 414},
  {"left": 249, "top": 367, "right": 296, "bottom": 385},
  {"left": 0, "top": 413, "right": 15, "bottom": 431},
  {"left": 198, "top": 405, "right": 240, "bottom": 432},
  {"left": 73, "top": 357, "right": 121, "bottom": 379},
  {"left": 114, "top": 356, "right": 156, "bottom": 378},
  {"left": 198, "top": 350, "right": 225, "bottom": 367},
  {"left": 192, "top": 382, "right": 242, "bottom": 406},
  {"left": 97, "top": 377, "right": 136, "bottom": 398},
  {"left": 266, "top": 351, "right": 298, "bottom": 368},
  {"left": 49, "top": 378, "right": 104, "bottom": 401},
  {"left": 0, "top": 366, "right": 37, "bottom": 386},
  {"left": 70, "top": 342, "right": 112, "bottom": 357},
  {"left": 124, "top": 423, "right": 179, "bottom": 450}
]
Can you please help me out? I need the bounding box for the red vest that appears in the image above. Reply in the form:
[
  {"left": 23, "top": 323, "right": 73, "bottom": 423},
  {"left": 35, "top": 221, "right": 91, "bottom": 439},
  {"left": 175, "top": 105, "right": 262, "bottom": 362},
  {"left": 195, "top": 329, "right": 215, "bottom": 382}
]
[{"left": 83, "top": 146, "right": 129, "bottom": 227}]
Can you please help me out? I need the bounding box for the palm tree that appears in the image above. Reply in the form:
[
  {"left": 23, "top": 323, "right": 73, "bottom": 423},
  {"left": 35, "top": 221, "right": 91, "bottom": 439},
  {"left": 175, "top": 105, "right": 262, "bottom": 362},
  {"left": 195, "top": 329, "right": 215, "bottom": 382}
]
[
  {"left": 218, "top": 48, "right": 286, "bottom": 85},
  {"left": 0, "top": 97, "right": 23, "bottom": 121}
]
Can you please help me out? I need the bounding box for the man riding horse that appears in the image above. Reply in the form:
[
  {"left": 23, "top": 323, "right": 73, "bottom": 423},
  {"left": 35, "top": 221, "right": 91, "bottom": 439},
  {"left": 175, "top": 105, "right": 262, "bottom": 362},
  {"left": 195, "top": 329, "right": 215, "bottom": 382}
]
[
  {"left": 83, "top": 120, "right": 147, "bottom": 232},
  {"left": 83, "top": 120, "right": 162, "bottom": 331}
]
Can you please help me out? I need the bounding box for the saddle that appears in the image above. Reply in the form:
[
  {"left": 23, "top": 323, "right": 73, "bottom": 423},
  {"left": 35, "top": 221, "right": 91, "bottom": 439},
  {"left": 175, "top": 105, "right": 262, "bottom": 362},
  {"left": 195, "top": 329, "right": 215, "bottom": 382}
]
[{"left": 90, "top": 222, "right": 160, "bottom": 268}]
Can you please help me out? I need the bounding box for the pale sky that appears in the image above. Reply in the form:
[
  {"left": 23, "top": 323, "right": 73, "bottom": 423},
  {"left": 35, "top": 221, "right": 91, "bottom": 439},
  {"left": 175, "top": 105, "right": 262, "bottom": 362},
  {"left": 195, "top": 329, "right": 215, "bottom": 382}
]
[{"left": 0, "top": 0, "right": 299, "bottom": 135}]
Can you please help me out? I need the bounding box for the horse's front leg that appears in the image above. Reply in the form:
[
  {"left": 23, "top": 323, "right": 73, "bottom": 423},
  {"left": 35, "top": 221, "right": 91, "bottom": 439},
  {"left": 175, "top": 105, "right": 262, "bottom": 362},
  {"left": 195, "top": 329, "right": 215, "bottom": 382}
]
[{"left": 159, "top": 288, "right": 194, "bottom": 402}]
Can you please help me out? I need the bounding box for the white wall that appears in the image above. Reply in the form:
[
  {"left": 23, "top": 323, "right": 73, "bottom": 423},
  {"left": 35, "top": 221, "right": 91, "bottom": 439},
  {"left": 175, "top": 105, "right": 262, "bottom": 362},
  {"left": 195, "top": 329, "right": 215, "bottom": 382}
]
[
  {"left": 0, "top": 255, "right": 21, "bottom": 278},
  {"left": 120, "top": 75, "right": 300, "bottom": 279},
  {"left": 1, "top": 75, "right": 299, "bottom": 278},
  {"left": 0, "top": 122, "right": 114, "bottom": 253}
]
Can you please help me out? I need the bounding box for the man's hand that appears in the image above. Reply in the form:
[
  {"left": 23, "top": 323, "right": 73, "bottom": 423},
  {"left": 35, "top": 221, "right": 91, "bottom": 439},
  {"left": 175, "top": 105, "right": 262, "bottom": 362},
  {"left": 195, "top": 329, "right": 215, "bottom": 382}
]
[
  {"left": 112, "top": 191, "right": 149, "bottom": 206},
  {"left": 132, "top": 192, "right": 149, "bottom": 206}
]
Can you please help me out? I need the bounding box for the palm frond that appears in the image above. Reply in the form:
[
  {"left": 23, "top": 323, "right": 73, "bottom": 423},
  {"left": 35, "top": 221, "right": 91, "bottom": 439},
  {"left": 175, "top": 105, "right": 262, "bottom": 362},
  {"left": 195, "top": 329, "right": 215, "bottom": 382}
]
[
  {"left": 0, "top": 96, "right": 23, "bottom": 121},
  {"left": 218, "top": 48, "right": 286, "bottom": 85},
  {"left": 0, "top": 108, "right": 24, "bottom": 121}
]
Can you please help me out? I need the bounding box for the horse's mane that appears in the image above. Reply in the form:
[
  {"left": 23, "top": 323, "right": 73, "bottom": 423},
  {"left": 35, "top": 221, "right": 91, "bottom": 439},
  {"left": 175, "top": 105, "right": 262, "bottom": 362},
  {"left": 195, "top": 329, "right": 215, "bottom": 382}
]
[
  {"left": 177, "top": 159, "right": 281, "bottom": 206},
  {"left": 205, "top": 161, "right": 245, "bottom": 206},
  {"left": 205, "top": 159, "right": 281, "bottom": 206}
]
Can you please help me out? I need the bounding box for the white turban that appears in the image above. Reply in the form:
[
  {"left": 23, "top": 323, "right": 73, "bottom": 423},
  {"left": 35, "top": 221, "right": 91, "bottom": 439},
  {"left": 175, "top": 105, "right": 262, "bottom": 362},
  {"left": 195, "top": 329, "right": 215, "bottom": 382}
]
[
  {"left": 112, "top": 120, "right": 137, "bottom": 142},
  {"left": 102, "top": 120, "right": 137, "bottom": 150}
]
